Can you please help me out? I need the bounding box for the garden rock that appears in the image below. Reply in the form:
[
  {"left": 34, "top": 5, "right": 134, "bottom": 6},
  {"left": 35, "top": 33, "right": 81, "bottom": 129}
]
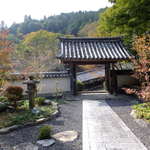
[
  {"left": 37, "top": 139, "right": 55, "bottom": 147},
  {"left": 32, "top": 108, "right": 41, "bottom": 115},
  {"left": 44, "top": 99, "right": 52, "bottom": 105},
  {"left": 13, "top": 142, "right": 38, "bottom": 150},
  {"left": 52, "top": 130, "right": 78, "bottom": 142},
  {"left": 0, "top": 102, "right": 7, "bottom": 112},
  {"left": 0, "top": 125, "right": 20, "bottom": 134},
  {"left": 130, "top": 110, "right": 138, "bottom": 118}
]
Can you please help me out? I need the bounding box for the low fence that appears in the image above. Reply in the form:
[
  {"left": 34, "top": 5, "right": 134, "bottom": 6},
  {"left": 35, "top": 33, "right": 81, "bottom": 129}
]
[{"left": 9, "top": 72, "right": 71, "bottom": 96}]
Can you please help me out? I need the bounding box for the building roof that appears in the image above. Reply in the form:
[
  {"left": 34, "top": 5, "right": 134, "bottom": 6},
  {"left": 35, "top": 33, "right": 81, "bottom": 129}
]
[
  {"left": 77, "top": 68, "right": 105, "bottom": 82},
  {"left": 10, "top": 71, "right": 70, "bottom": 80},
  {"left": 57, "top": 37, "right": 133, "bottom": 63}
]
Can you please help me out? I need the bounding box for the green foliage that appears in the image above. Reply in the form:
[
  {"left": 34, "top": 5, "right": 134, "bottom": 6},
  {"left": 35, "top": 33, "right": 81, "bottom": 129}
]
[
  {"left": 13, "top": 30, "right": 62, "bottom": 72},
  {"left": 0, "top": 104, "right": 55, "bottom": 128},
  {"left": 108, "top": 0, "right": 116, "bottom": 3},
  {"left": 10, "top": 110, "right": 37, "bottom": 125},
  {"left": 77, "top": 80, "right": 84, "bottom": 91},
  {"left": 132, "top": 102, "right": 150, "bottom": 120},
  {"left": 52, "top": 98, "right": 67, "bottom": 104},
  {"left": 34, "top": 97, "right": 46, "bottom": 106},
  {"left": 0, "top": 96, "right": 8, "bottom": 102},
  {"left": 9, "top": 9, "right": 105, "bottom": 37},
  {"left": 97, "top": 0, "right": 150, "bottom": 39},
  {"left": 38, "top": 125, "right": 52, "bottom": 140},
  {"left": 78, "top": 22, "right": 98, "bottom": 37}
]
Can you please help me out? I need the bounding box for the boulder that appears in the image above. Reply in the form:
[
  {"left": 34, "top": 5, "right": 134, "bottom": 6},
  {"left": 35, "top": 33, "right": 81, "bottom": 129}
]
[
  {"left": 130, "top": 110, "right": 138, "bottom": 118},
  {"left": 37, "top": 139, "right": 55, "bottom": 147},
  {"left": 0, "top": 125, "right": 20, "bottom": 134},
  {"left": 52, "top": 130, "right": 78, "bottom": 142},
  {"left": 44, "top": 99, "right": 52, "bottom": 105},
  {"left": 0, "top": 102, "right": 7, "bottom": 112},
  {"left": 32, "top": 108, "right": 41, "bottom": 115}
]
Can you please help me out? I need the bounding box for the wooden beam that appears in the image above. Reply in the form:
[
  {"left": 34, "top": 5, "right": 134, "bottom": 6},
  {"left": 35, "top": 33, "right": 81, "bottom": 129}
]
[
  {"left": 70, "top": 63, "right": 77, "bottom": 95},
  {"left": 62, "top": 60, "right": 118, "bottom": 65},
  {"left": 111, "top": 63, "right": 118, "bottom": 95}
]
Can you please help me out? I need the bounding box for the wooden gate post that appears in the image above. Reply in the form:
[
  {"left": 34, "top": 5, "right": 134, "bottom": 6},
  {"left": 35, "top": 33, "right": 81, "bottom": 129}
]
[
  {"left": 70, "top": 63, "right": 77, "bottom": 95},
  {"left": 105, "top": 63, "right": 111, "bottom": 93},
  {"left": 111, "top": 63, "right": 118, "bottom": 95}
]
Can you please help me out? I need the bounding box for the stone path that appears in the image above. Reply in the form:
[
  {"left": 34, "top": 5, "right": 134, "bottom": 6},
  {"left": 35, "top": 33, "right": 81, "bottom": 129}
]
[{"left": 83, "top": 99, "right": 147, "bottom": 150}]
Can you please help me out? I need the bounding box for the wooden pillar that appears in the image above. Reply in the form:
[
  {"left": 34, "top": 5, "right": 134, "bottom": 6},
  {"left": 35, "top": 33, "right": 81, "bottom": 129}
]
[
  {"left": 111, "top": 63, "right": 118, "bottom": 95},
  {"left": 105, "top": 63, "right": 111, "bottom": 93},
  {"left": 70, "top": 63, "right": 77, "bottom": 95}
]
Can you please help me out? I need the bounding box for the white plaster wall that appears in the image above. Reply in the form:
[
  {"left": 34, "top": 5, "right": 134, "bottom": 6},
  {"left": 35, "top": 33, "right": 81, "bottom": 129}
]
[
  {"left": 10, "top": 77, "right": 70, "bottom": 94},
  {"left": 117, "top": 75, "right": 138, "bottom": 88}
]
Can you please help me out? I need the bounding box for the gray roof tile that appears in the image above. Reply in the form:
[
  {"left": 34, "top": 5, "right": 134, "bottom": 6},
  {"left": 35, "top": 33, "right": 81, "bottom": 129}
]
[{"left": 57, "top": 37, "right": 133, "bottom": 61}]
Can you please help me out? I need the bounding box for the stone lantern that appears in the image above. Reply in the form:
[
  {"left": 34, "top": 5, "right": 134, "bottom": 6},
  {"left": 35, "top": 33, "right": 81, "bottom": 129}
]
[{"left": 23, "top": 76, "right": 40, "bottom": 110}]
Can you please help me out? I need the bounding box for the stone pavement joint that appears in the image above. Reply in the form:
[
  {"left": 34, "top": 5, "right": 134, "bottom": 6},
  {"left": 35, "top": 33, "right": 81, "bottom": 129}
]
[{"left": 83, "top": 100, "right": 147, "bottom": 150}]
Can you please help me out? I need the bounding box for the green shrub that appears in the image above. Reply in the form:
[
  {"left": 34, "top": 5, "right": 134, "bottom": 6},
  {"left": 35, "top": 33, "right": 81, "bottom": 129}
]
[
  {"left": 4, "top": 86, "right": 23, "bottom": 109},
  {"left": 18, "top": 100, "right": 29, "bottom": 110},
  {"left": 35, "top": 97, "right": 46, "bottom": 106},
  {"left": 0, "top": 96, "right": 8, "bottom": 102},
  {"left": 132, "top": 102, "right": 150, "bottom": 121},
  {"left": 10, "top": 110, "right": 37, "bottom": 125},
  {"left": 38, "top": 125, "right": 52, "bottom": 140}
]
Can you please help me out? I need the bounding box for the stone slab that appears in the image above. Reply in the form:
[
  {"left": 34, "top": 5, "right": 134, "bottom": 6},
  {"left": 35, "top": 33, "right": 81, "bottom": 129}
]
[
  {"left": 83, "top": 100, "right": 147, "bottom": 150},
  {"left": 37, "top": 139, "right": 55, "bottom": 147},
  {"left": 52, "top": 130, "right": 78, "bottom": 142}
]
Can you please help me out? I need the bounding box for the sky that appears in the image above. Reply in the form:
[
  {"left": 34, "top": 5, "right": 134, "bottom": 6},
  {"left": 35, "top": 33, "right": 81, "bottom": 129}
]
[{"left": 0, "top": 0, "right": 111, "bottom": 27}]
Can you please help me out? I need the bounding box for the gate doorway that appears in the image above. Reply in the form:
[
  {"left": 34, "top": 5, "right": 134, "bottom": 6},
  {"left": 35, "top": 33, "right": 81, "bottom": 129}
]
[
  {"left": 76, "top": 65, "right": 106, "bottom": 93},
  {"left": 57, "top": 37, "right": 133, "bottom": 95}
]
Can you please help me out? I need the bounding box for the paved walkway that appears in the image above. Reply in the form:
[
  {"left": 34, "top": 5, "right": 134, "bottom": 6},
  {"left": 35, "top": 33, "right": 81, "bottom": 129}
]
[{"left": 83, "top": 99, "right": 147, "bottom": 150}]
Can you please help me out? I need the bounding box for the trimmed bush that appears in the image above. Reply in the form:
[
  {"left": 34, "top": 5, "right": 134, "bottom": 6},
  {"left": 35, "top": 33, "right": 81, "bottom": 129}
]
[
  {"left": 4, "top": 86, "right": 23, "bottom": 109},
  {"left": 38, "top": 125, "right": 52, "bottom": 140}
]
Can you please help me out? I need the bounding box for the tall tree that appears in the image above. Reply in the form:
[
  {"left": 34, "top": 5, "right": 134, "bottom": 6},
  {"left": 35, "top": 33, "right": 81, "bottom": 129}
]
[
  {"left": 9, "top": 9, "right": 106, "bottom": 36},
  {"left": 0, "top": 30, "right": 13, "bottom": 89},
  {"left": 13, "top": 30, "right": 62, "bottom": 72},
  {"left": 78, "top": 22, "right": 98, "bottom": 37},
  {"left": 132, "top": 34, "right": 150, "bottom": 101},
  {"left": 97, "top": 0, "right": 150, "bottom": 38}
]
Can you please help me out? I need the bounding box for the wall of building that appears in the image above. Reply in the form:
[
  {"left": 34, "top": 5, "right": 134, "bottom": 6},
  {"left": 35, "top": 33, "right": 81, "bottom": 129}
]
[
  {"left": 117, "top": 75, "right": 138, "bottom": 88},
  {"left": 9, "top": 72, "right": 71, "bottom": 96}
]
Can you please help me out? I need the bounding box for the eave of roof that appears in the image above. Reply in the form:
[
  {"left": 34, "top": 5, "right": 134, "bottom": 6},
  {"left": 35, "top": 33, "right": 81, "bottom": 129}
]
[{"left": 57, "top": 37, "right": 134, "bottom": 63}]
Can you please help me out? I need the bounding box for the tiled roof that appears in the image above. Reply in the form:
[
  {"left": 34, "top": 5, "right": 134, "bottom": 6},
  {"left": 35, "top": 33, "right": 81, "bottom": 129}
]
[
  {"left": 9, "top": 72, "right": 70, "bottom": 80},
  {"left": 57, "top": 37, "right": 133, "bottom": 62},
  {"left": 77, "top": 69, "right": 105, "bottom": 82}
]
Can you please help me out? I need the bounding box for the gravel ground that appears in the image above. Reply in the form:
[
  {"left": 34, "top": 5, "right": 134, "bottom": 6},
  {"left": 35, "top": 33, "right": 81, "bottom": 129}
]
[
  {"left": 0, "top": 100, "right": 82, "bottom": 150},
  {"left": 106, "top": 95, "right": 150, "bottom": 150}
]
